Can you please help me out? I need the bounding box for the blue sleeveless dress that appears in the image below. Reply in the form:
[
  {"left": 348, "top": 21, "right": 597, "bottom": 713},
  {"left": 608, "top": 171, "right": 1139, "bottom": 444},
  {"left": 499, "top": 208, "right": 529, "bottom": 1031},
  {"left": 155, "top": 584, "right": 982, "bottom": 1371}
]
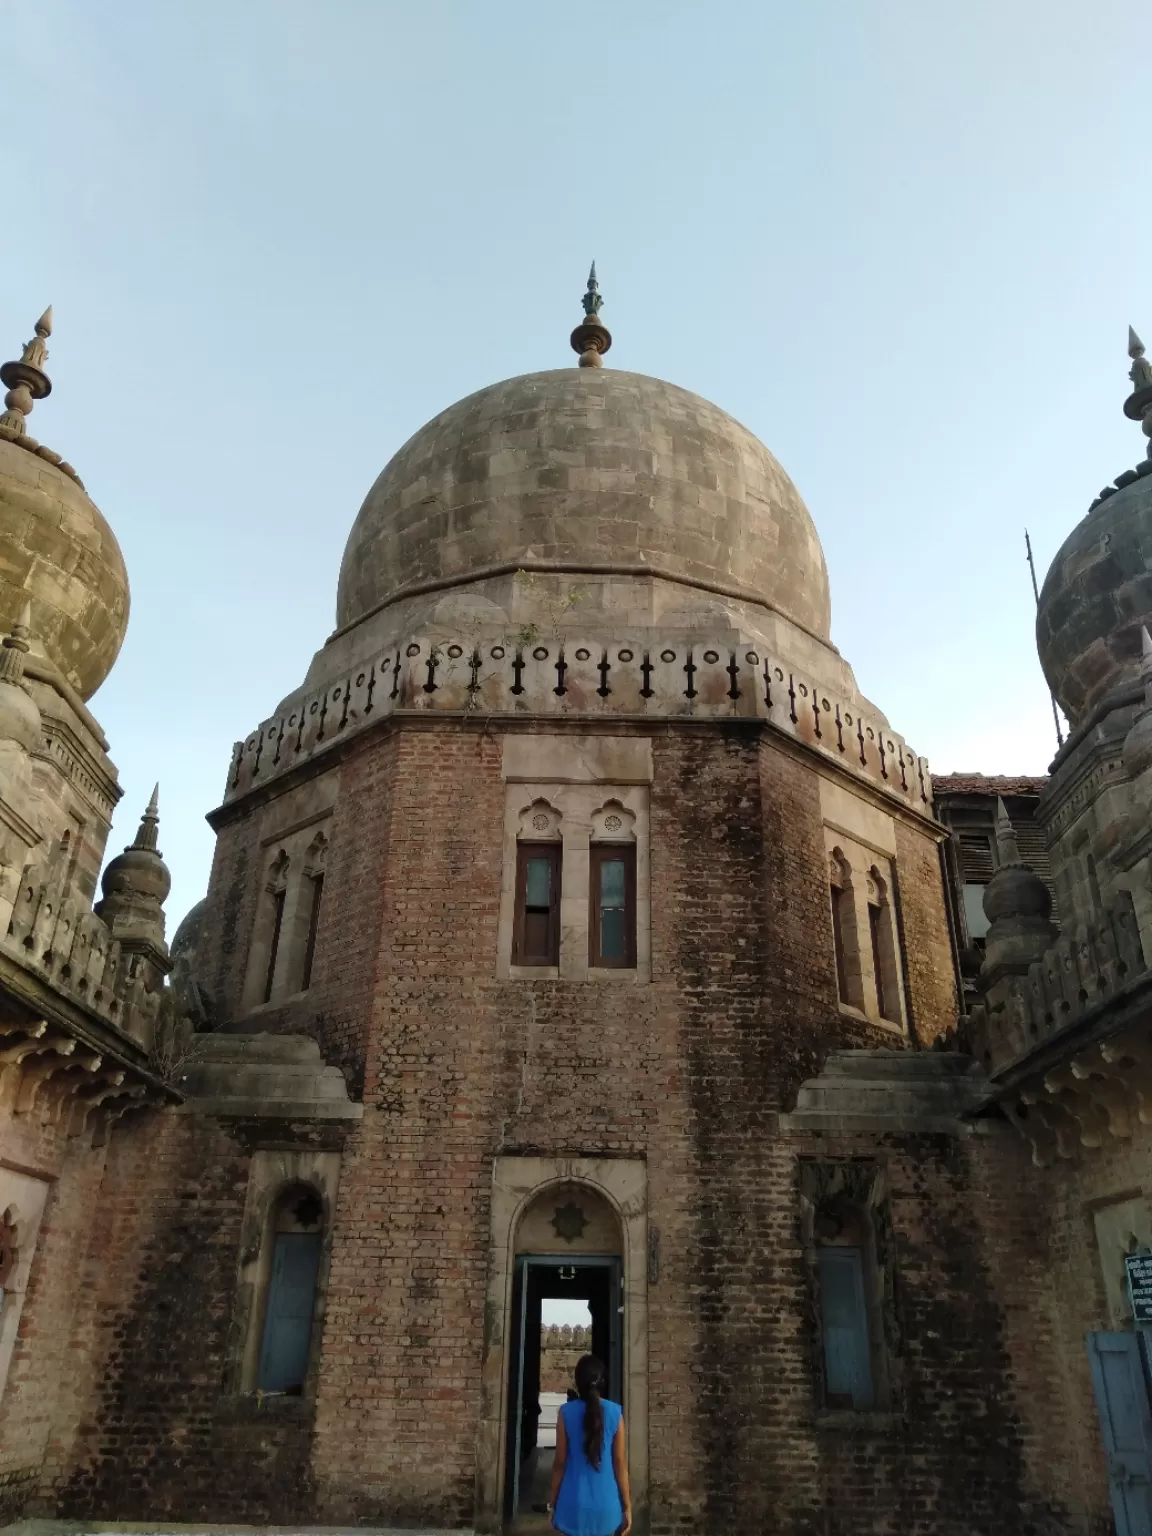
[{"left": 554, "top": 1397, "right": 624, "bottom": 1536}]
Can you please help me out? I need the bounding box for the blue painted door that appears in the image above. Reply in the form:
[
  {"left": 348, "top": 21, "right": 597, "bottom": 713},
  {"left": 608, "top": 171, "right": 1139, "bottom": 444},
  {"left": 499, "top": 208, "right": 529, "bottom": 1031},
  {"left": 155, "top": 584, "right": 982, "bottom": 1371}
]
[
  {"left": 258, "top": 1231, "right": 322, "bottom": 1393},
  {"left": 1087, "top": 1330, "right": 1152, "bottom": 1535}
]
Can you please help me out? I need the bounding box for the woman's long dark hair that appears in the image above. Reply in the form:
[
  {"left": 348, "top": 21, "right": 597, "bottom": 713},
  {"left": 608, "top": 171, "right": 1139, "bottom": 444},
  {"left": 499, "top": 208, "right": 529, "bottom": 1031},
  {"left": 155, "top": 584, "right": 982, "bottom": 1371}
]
[{"left": 574, "top": 1354, "right": 606, "bottom": 1469}]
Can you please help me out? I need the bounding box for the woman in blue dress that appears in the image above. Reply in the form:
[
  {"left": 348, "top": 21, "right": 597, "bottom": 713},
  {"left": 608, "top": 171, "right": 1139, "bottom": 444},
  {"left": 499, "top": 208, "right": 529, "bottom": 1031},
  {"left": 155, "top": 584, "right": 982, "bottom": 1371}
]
[{"left": 548, "top": 1354, "right": 632, "bottom": 1536}]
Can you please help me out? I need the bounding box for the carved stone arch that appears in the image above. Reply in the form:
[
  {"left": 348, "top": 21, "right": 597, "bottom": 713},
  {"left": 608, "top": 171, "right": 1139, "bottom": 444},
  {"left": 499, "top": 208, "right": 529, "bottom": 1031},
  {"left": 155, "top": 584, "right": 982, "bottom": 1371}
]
[
  {"left": 829, "top": 845, "right": 852, "bottom": 889},
  {"left": 266, "top": 847, "right": 290, "bottom": 894},
  {"left": 591, "top": 799, "right": 636, "bottom": 843},
  {"left": 303, "top": 830, "right": 329, "bottom": 878},
  {"left": 517, "top": 798, "right": 562, "bottom": 841}
]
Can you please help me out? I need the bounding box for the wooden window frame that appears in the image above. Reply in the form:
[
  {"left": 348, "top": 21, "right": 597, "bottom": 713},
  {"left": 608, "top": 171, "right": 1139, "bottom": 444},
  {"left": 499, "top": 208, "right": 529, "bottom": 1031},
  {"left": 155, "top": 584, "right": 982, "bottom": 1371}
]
[
  {"left": 589, "top": 843, "right": 637, "bottom": 970},
  {"left": 513, "top": 842, "right": 562, "bottom": 967}
]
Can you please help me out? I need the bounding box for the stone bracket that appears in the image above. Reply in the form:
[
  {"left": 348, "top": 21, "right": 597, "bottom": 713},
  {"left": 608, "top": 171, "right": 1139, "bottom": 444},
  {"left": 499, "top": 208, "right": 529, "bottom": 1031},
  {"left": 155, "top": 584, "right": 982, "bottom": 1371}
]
[{"left": 0, "top": 1015, "right": 166, "bottom": 1146}]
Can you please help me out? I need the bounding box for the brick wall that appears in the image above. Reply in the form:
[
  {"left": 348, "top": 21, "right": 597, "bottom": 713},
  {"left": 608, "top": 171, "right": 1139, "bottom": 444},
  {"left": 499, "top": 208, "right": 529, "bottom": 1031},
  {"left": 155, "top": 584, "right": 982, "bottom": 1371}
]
[
  {"left": 20, "top": 715, "right": 1048, "bottom": 1534},
  {"left": 43, "top": 1107, "right": 353, "bottom": 1523},
  {"left": 893, "top": 820, "right": 959, "bottom": 1045}
]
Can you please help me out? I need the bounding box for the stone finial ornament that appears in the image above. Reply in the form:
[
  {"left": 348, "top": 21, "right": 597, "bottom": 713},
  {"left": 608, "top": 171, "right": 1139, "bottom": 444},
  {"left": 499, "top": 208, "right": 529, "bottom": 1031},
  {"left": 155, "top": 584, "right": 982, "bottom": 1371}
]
[
  {"left": 570, "top": 262, "right": 612, "bottom": 368},
  {"left": 0, "top": 308, "right": 53, "bottom": 437},
  {"left": 1125, "top": 325, "right": 1152, "bottom": 456}
]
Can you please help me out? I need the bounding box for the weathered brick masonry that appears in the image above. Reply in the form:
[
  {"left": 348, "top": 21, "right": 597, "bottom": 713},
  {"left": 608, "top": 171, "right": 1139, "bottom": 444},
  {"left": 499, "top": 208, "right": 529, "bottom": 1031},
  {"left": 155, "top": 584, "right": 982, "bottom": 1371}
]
[{"left": 27, "top": 712, "right": 1060, "bottom": 1535}]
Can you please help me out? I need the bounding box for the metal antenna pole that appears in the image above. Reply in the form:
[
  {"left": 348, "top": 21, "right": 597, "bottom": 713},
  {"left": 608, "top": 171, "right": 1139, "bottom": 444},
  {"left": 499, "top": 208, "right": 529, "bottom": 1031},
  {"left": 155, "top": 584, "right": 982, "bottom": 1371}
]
[{"left": 1025, "top": 528, "right": 1065, "bottom": 748}]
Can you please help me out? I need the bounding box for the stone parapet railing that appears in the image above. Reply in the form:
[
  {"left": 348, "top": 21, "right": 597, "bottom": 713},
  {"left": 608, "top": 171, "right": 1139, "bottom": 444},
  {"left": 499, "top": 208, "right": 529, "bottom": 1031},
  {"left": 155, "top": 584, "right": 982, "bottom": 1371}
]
[
  {"left": 968, "top": 894, "right": 1146, "bottom": 1079},
  {"left": 3, "top": 861, "right": 161, "bottom": 1047},
  {"left": 966, "top": 894, "right": 1152, "bottom": 1167},
  {"left": 541, "top": 1324, "right": 592, "bottom": 1350},
  {"left": 224, "top": 634, "right": 931, "bottom": 813}
]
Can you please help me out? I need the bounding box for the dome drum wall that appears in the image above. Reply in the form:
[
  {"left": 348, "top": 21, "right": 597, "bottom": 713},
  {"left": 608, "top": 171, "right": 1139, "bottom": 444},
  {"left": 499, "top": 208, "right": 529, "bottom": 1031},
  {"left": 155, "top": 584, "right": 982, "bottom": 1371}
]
[
  {"left": 1037, "top": 475, "right": 1152, "bottom": 727},
  {"left": 0, "top": 438, "right": 129, "bottom": 701},
  {"left": 301, "top": 567, "right": 862, "bottom": 710},
  {"left": 336, "top": 370, "right": 832, "bottom": 645}
]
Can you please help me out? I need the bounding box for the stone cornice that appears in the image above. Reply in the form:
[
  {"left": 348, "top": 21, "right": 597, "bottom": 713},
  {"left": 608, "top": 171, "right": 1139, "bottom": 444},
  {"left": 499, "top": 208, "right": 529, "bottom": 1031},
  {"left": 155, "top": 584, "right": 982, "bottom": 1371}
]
[{"left": 33, "top": 709, "right": 120, "bottom": 821}]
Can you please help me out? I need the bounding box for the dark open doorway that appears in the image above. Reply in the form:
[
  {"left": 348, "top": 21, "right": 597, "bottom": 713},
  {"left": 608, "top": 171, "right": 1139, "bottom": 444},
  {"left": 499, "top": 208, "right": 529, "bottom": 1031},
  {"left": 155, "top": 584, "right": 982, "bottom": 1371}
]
[{"left": 504, "top": 1254, "right": 623, "bottom": 1528}]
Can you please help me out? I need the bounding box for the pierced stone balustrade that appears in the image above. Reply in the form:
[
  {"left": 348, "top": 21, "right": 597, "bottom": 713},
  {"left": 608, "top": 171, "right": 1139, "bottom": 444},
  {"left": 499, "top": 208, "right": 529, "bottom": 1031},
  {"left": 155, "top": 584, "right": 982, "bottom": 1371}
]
[
  {"left": 2, "top": 861, "right": 163, "bottom": 1048},
  {"left": 969, "top": 891, "right": 1152, "bottom": 1166}
]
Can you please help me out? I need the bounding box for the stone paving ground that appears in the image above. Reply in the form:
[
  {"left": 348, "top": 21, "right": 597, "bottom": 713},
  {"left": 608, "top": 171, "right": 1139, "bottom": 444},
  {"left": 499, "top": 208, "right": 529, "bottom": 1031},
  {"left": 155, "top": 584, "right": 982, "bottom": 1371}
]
[{"left": 1, "top": 1525, "right": 473, "bottom": 1536}]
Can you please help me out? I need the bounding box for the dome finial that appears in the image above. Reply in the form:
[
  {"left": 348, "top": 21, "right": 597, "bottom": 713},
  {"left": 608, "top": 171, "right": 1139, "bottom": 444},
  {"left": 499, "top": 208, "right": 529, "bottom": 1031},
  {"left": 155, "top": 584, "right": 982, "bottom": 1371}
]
[
  {"left": 583, "top": 262, "right": 603, "bottom": 317},
  {"left": 0, "top": 307, "right": 53, "bottom": 438},
  {"left": 570, "top": 262, "right": 612, "bottom": 368},
  {"left": 132, "top": 783, "right": 161, "bottom": 852},
  {"left": 1124, "top": 324, "right": 1152, "bottom": 455}
]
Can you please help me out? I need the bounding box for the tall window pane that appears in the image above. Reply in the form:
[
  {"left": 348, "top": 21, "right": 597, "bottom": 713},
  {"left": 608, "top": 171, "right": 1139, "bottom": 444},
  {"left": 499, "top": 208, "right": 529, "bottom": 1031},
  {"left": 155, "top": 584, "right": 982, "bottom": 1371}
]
[
  {"left": 599, "top": 857, "right": 627, "bottom": 960},
  {"left": 300, "top": 873, "right": 324, "bottom": 992},
  {"left": 589, "top": 844, "right": 635, "bottom": 968},
  {"left": 818, "top": 1245, "right": 874, "bottom": 1410},
  {"left": 868, "top": 904, "right": 888, "bottom": 1021},
  {"left": 514, "top": 844, "right": 561, "bottom": 966},
  {"left": 525, "top": 856, "right": 552, "bottom": 910}
]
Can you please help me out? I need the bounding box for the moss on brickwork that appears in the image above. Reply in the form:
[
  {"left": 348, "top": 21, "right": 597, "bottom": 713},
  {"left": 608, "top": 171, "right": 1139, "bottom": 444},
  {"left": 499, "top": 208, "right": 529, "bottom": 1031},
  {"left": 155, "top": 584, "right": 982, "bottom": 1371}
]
[{"left": 5, "top": 717, "right": 1076, "bottom": 1533}]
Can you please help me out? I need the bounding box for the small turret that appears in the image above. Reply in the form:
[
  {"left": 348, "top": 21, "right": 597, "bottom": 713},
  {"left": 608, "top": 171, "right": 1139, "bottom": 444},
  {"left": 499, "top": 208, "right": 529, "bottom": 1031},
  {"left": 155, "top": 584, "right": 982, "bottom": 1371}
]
[
  {"left": 979, "top": 800, "right": 1058, "bottom": 993},
  {"left": 95, "top": 785, "right": 172, "bottom": 969}
]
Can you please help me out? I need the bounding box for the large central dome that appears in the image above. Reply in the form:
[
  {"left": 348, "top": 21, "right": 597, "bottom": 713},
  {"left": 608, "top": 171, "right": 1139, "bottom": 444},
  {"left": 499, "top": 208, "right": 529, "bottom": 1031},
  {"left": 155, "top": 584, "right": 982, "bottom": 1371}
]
[{"left": 336, "top": 369, "right": 831, "bottom": 640}]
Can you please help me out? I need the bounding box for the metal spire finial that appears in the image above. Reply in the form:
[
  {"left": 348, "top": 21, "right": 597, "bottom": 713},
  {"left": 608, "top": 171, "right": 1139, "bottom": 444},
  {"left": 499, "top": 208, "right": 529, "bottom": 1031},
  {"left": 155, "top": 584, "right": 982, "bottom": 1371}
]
[
  {"left": 582, "top": 262, "right": 603, "bottom": 318},
  {"left": 0, "top": 308, "right": 53, "bottom": 437},
  {"left": 571, "top": 262, "right": 612, "bottom": 368}
]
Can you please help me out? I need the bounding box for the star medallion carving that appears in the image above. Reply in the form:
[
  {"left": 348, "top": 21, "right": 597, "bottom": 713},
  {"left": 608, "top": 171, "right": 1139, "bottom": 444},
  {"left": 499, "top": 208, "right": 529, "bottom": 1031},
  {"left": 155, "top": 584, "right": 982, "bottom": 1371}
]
[{"left": 551, "top": 1201, "right": 588, "bottom": 1243}]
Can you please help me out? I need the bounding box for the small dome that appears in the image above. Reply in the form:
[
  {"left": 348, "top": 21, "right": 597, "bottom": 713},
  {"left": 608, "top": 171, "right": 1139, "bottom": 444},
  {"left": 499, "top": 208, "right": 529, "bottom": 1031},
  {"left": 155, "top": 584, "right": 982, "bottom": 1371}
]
[
  {"left": 170, "top": 898, "right": 206, "bottom": 969},
  {"left": 0, "top": 438, "right": 129, "bottom": 700},
  {"left": 1036, "top": 465, "right": 1152, "bottom": 726},
  {"left": 337, "top": 369, "right": 831, "bottom": 640}
]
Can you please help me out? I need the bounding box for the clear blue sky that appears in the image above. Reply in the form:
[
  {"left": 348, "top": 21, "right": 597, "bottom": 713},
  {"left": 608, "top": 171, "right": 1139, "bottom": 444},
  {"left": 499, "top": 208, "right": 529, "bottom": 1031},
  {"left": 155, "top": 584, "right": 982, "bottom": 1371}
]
[{"left": 3, "top": 0, "right": 1149, "bottom": 930}]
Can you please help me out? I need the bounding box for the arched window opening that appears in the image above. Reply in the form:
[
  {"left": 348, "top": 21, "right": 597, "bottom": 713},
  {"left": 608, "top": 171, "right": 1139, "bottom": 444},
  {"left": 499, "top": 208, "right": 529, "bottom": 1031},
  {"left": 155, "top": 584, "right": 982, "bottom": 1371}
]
[
  {"left": 867, "top": 868, "right": 902, "bottom": 1025},
  {"left": 589, "top": 802, "right": 637, "bottom": 969},
  {"left": 514, "top": 802, "right": 562, "bottom": 967},
  {"left": 815, "top": 1198, "right": 875, "bottom": 1410},
  {"left": 257, "top": 1184, "right": 324, "bottom": 1396},
  {"left": 298, "top": 832, "right": 328, "bottom": 992},
  {"left": 829, "top": 850, "right": 863, "bottom": 1010},
  {"left": 261, "top": 850, "right": 291, "bottom": 1004}
]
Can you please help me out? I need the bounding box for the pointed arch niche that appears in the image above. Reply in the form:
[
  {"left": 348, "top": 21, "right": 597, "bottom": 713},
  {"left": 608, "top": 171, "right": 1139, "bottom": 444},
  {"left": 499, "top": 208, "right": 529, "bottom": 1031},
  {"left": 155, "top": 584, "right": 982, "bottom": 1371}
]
[{"left": 474, "top": 1156, "right": 649, "bottom": 1535}]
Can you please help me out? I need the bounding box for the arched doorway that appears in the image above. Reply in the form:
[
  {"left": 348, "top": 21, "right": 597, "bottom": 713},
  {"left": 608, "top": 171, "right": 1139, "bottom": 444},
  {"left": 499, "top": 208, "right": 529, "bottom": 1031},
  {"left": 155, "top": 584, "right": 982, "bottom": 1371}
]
[
  {"left": 506, "top": 1181, "right": 623, "bottom": 1527},
  {"left": 473, "top": 1156, "right": 649, "bottom": 1536}
]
